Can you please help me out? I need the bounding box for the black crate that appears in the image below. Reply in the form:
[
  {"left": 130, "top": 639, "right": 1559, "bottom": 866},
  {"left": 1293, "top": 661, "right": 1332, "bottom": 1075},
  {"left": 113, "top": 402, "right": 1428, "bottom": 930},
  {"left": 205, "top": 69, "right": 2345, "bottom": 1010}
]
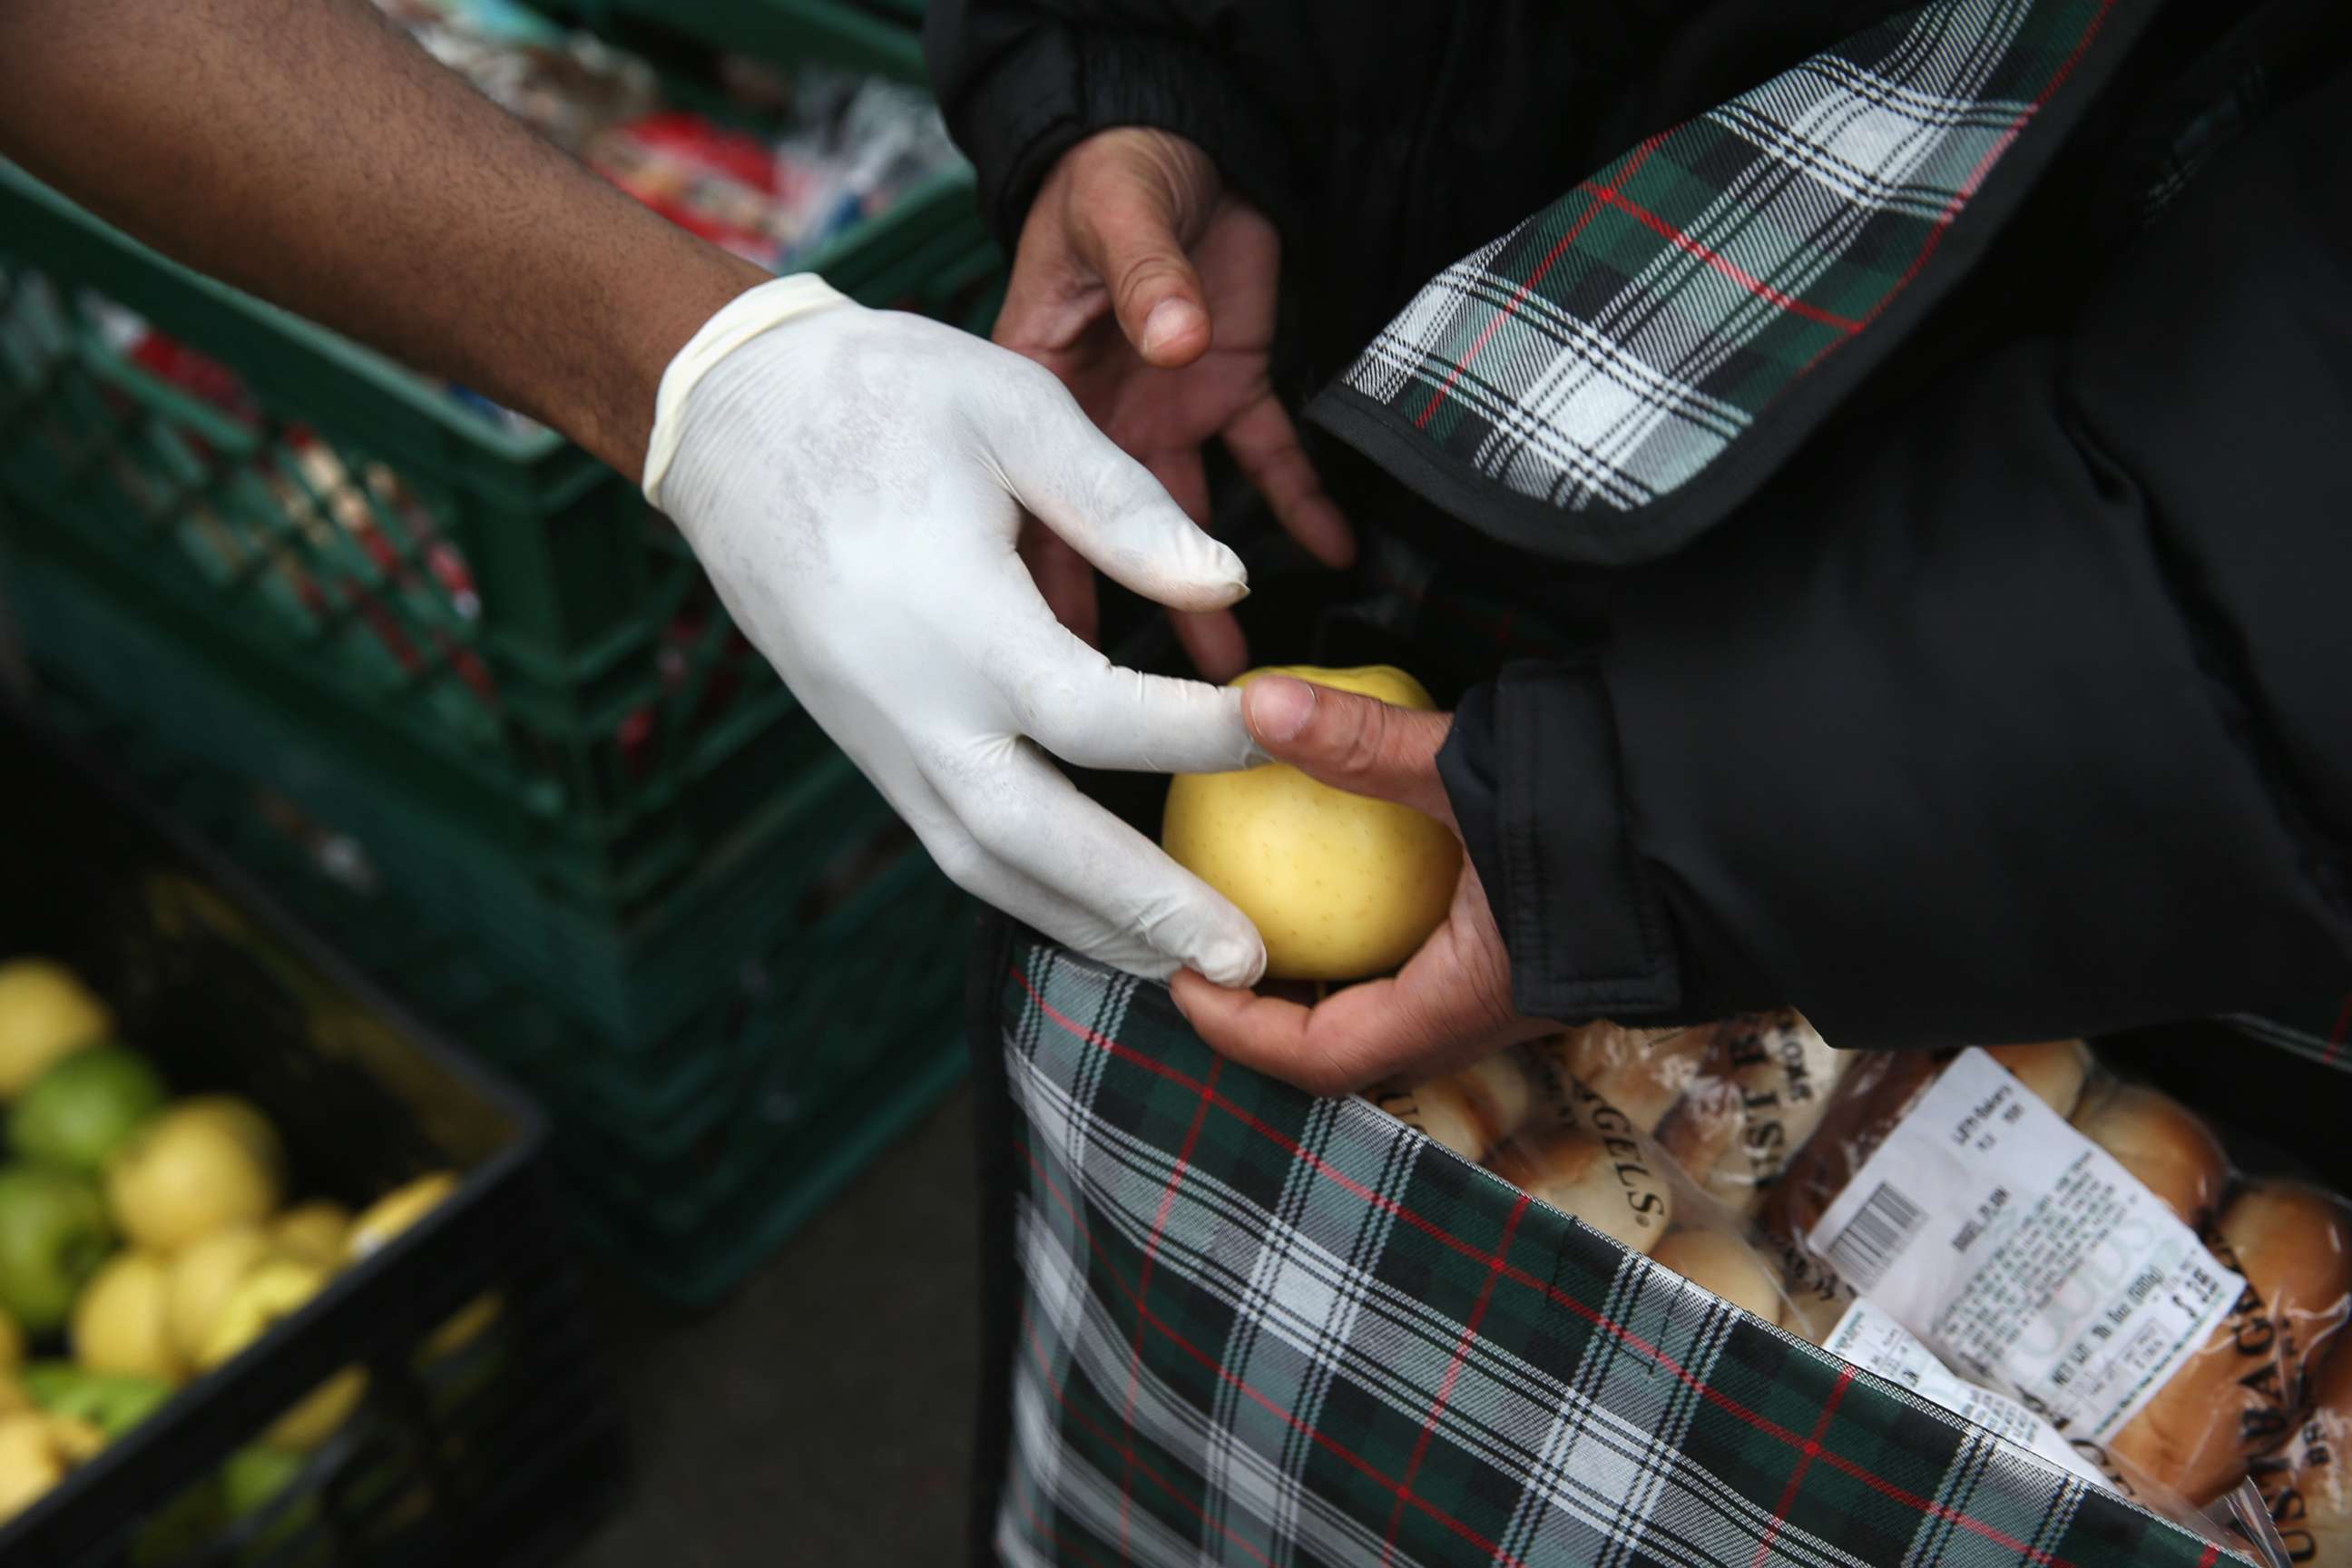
[{"left": 0, "top": 711, "right": 626, "bottom": 1567}]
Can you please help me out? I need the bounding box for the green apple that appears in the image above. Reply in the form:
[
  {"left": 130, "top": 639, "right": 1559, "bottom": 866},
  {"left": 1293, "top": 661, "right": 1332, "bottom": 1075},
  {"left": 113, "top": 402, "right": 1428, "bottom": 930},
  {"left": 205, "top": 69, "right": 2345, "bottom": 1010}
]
[
  {"left": 221, "top": 1445, "right": 303, "bottom": 1518},
  {"left": 0, "top": 1166, "right": 113, "bottom": 1334},
  {"left": 22, "top": 1362, "right": 174, "bottom": 1436},
  {"left": 10, "top": 1045, "right": 167, "bottom": 1175},
  {"left": 222, "top": 1444, "right": 318, "bottom": 1559}
]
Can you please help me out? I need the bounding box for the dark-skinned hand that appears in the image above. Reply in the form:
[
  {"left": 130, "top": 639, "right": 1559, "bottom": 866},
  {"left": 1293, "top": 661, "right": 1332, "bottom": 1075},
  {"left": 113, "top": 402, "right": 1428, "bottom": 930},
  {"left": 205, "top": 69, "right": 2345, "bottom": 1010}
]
[
  {"left": 995, "top": 128, "right": 1354, "bottom": 681},
  {"left": 1171, "top": 676, "right": 1555, "bottom": 1094}
]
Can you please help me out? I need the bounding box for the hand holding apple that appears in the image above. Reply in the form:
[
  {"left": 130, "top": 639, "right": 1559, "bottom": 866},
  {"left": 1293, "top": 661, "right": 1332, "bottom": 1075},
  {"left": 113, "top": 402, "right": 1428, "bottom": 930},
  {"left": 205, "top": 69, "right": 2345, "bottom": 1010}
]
[
  {"left": 1166, "top": 672, "right": 1553, "bottom": 1094},
  {"left": 1162, "top": 666, "right": 1459, "bottom": 980}
]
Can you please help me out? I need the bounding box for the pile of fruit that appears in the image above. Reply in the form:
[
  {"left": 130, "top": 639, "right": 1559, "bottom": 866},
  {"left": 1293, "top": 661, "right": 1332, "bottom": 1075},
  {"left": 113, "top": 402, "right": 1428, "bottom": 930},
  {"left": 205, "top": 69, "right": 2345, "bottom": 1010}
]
[{"left": 0, "top": 956, "right": 475, "bottom": 1534}]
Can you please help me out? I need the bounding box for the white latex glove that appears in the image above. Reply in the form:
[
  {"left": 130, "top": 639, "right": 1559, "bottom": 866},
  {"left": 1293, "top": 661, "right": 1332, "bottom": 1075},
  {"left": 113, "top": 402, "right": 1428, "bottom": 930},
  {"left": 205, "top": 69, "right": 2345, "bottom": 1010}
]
[{"left": 643, "top": 276, "right": 1269, "bottom": 986}]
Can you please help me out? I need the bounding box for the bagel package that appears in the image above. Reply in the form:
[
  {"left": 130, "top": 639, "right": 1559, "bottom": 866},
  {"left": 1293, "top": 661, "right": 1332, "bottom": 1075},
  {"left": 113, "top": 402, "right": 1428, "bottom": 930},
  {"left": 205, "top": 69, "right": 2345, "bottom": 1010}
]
[
  {"left": 1367, "top": 1019, "right": 2352, "bottom": 1561},
  {"left": 2255, "top": 1340, "right": 2352, "bottom": 1563},
  {"left": 1765, "top": 1041, "right": 2349, "bottom": 1521},
  {"left": 1369, "top": 1031, "right": 1803, "bottom": 1330}
]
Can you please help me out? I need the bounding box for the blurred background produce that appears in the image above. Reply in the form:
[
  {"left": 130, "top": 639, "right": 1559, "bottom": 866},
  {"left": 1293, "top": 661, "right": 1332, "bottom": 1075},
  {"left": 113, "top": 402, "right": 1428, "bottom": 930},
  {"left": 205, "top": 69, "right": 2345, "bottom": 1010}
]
[
  {"left": 0, "top": 0, "right": 985, "bottom": 1553},
  {"left": 0, "top": 955, "right": 487, "bottom": 1527}
]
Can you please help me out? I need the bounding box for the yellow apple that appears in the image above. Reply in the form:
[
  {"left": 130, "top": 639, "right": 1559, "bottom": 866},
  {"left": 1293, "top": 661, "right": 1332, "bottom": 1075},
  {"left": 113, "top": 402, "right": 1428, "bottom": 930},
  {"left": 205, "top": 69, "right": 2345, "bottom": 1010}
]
[
  {"left": 72, "top": 1251, "right": 182, "bottom": 1383},
  {"left": 344, "top": 1173, "right": 457, "bottom": 1265},
  {"left": 0, "top": 1413, "right": 69, "bottom": 1524},
  {"left": 105, "top": 1102, "right": 282, "bottom": 1252},
  {"left": 199, "top": 1259, "right": 366, "bottom": 1451},
  {"left": 1162, "top": 666, "right": 1460, "bottom": 981},
  {"left": 0, "top": 960, "right": 110, "bottom": 1102},
  {"left": 165, "top": 1225, "right": 272, "bottom": 1365},
  {"left": 269, "top": 1202, "right": 351, "bottom": 1271},
  {"left": 198, "top": 1259, "right": 330, "bottom": 1371}
]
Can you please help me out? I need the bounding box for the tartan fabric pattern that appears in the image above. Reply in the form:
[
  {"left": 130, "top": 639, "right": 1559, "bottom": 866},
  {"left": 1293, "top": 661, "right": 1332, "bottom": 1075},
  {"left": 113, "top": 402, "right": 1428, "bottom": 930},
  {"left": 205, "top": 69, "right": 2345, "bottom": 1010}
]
[
  {"left": 993, "top": 938, "right": 2237, "bottom": 1567},
  {"left": 1332, "top": 0, "right": 2115, "bottom": 523}
]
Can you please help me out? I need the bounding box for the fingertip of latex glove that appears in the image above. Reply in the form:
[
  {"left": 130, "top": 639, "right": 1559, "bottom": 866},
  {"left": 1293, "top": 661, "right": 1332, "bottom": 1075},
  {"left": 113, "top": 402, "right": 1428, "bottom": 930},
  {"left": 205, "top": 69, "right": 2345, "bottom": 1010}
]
[
  {"left": 1189, "top": 929, "right": 1267, "bottom": 991},
  {"left": 1098, "top": 487, "right": 1247, "bottom": 612},
  {"left": 1157, "top": 534, "right": 1248, "bottom": 611}
]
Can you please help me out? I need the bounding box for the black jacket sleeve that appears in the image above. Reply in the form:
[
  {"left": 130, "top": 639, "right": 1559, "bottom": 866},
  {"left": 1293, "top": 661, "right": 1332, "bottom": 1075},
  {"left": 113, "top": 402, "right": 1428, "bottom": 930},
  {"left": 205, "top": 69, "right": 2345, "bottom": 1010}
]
[
  {"left": 1440, "top": 63, "right": 2352, "bottom": 1046},
  {"left": 922, "top": 0, "right": 1298, "bottom": 249}
]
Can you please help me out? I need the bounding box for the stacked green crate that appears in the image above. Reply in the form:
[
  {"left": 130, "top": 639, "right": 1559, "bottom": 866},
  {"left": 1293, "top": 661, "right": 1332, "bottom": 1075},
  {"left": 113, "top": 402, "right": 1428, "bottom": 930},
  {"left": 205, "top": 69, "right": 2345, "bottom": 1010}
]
[
  {"left": 0, "top": 5, "right": 994, "bottom": 1299},
  {"left": 578, "top": 0, "right": 933, "bottom": 85}
]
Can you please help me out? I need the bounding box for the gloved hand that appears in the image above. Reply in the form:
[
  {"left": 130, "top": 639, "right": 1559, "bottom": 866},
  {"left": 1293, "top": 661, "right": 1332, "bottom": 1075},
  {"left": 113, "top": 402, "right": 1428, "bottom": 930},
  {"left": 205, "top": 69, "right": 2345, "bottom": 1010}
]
[{"left": 644, "top": 275, "right": 1269, "bottom": 986}]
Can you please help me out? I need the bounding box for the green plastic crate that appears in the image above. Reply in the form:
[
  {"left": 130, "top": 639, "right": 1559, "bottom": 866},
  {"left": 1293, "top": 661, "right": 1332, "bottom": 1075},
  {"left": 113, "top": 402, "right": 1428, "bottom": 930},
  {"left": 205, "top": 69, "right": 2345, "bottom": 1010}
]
[
  {"left": 7, "top": 539, "right": 952, "bottom": 1167},
  {"left": 0, "top": 153, "right": 996, "bottom": 924},
  {"left": 18, "top": 584, "right": 974, "bottom": 1303},
  {"left": 3, "top": 540, "right": 905, "bottom": 1049},
  {"left": 575, "top": 0, "right": 931, "bottom": 86},
  {"left": 557, "top": 850, "right": 971, "bottom": 1299}
]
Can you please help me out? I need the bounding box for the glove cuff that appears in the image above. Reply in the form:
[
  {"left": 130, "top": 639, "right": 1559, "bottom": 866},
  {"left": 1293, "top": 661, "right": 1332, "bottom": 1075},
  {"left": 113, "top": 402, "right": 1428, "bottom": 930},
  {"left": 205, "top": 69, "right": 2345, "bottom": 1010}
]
[{"left": 642, "top": 273, "right": 850, "bottom": 508}]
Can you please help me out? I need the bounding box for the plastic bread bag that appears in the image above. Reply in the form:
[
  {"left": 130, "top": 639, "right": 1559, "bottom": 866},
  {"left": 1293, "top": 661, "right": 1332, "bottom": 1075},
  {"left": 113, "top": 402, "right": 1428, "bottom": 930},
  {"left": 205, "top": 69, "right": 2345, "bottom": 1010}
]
[
  {"left": 1446, "top": 1013, "right": 1850, "bottom": 1221},
  {"left": 1759, "top": 1040, "right": 2352, "bottom": 1518},
  {"left": 1369, "top": 1038, "right": 1805, "bottom": 1332},
  {"left": 1367, "top": 1034, "right": 2200, "bottom": 1504},
  {"left": 2245, "top": 1337, "right": 2351, "bottom": 1563},
  {"left": 1651, "top": 1012, "right": 1851, "bottom": 1219},
  {"left": 1367, "top": 1032, "right": 2346, "bottom": 1555}
]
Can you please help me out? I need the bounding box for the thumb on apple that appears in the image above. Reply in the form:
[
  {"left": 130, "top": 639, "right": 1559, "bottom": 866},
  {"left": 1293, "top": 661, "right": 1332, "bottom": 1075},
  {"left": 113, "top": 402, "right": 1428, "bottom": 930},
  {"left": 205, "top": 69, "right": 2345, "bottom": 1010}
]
[{"left": 1241, "top": 677, "right": 1455, "bottom": 825}]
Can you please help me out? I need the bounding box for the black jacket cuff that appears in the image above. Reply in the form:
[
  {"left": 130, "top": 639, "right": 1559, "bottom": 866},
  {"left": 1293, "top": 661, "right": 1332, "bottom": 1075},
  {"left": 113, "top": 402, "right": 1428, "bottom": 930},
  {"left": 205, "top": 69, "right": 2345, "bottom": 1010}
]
[
  {"left": 1440, "top": 663, "right": 1683, "bottom": 1024},
  {"left": 926, "top": 24, "right": 1296, "bottom": 251}
]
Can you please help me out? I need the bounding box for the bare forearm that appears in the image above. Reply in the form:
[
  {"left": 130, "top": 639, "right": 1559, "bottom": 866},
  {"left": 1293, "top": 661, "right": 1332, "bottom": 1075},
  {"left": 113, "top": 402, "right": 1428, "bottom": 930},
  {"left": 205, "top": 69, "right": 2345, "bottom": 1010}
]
[{"left": 0, "top": 0, "right": 768, "bottom": 473}]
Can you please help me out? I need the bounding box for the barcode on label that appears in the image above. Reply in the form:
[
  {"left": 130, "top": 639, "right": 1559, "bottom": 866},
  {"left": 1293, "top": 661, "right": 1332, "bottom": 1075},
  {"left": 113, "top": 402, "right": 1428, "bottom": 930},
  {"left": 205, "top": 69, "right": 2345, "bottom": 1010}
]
[{"left": 1824, "top": 1182, "right": 1928, "bottom": 1291}]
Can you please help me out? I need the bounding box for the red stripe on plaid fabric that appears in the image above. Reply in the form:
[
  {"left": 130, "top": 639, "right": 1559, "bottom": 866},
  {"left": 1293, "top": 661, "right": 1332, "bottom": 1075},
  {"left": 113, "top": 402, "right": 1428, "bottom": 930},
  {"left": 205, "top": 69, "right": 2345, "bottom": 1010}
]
[
  {"left": 1014, "top": 1129, "right": 1537, "bottom": 1568},
  {"left": 1382, "top": 1192, "right": 1531, "bottom": 1567},
  {"left": 1576, "top": 183, "right": 1865, "bottom": 331},
  {"left": 1019, "top": 1298, "right": 1281, "bottom": 1568},
  {"left": 1414, "top": 133, "right": 1668, "bottom": 428},
  {"left": 1011, "top": 964, "right": 2102, "bottom": 1568},
  {"left": 1121, "top": 1057, "right": 1225, "bottom": 1557},
  {"left": 1799, "top": 0, "right": 2120, "bottom": 377},
  {"left": 1750, "top": 1364, "right": 1856, "bottom": 1568},
  {"left": 2197, "top": 1545, "right": 2221, "bottom": 1568}
]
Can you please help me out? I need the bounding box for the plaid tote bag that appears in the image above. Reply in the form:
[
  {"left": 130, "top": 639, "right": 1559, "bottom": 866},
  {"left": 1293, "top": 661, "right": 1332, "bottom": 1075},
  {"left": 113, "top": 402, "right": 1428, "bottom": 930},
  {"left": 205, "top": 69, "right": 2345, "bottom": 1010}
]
[{"left": 967, "top": 927, "right": 2239, "bottom": 1568}]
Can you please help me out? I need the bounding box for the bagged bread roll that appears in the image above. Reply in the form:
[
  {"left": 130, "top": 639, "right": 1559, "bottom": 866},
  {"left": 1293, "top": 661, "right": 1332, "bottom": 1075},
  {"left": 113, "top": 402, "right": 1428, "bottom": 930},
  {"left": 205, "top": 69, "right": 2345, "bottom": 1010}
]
[
  {"left": 1769, "top": 1039, "right": 2092, "bottom": 1243},
  {"left": 1529, "top": 1022, "right": 1717, "bottom": 1133},
  {"left": 1982, "top": 1038, "right": 2094, "bottom": 1118},
  {"left": 1386, "top": 1044, "right": 1794, "bottom": 1312},
  {"left": 1487, "top": 1121, "right": 1674, "bottom": 1255},
  {"left": 1455, "top": 1053, "right": 1535, "bottom": 1147},
  {"left": 2110, "top": 1182, "right": 2352, "bottom": 1506},
  {"left": 2280, "top": 1343, "right": 2350, "bottom": 1563},
  {"left": 1657, "top": 1012, "right": 1847, "bottom": 1218},
  {"left": 2070, "top": 1082, "right": 2230, "bottom": 1230},
  {"left": 1370, "top": 1078, "right": 1491, "bottom": 1163},
  {"left": 1375, "top": 1051, "right": 1541, "bottom": 1164}
]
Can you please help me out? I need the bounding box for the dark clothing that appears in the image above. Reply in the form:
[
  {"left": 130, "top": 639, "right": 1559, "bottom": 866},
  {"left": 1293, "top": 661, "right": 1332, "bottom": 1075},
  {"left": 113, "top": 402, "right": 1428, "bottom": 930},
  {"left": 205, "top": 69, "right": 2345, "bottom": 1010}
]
[{"left": 927, "top": 0, "right": 2352, "bottom": 1044}]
